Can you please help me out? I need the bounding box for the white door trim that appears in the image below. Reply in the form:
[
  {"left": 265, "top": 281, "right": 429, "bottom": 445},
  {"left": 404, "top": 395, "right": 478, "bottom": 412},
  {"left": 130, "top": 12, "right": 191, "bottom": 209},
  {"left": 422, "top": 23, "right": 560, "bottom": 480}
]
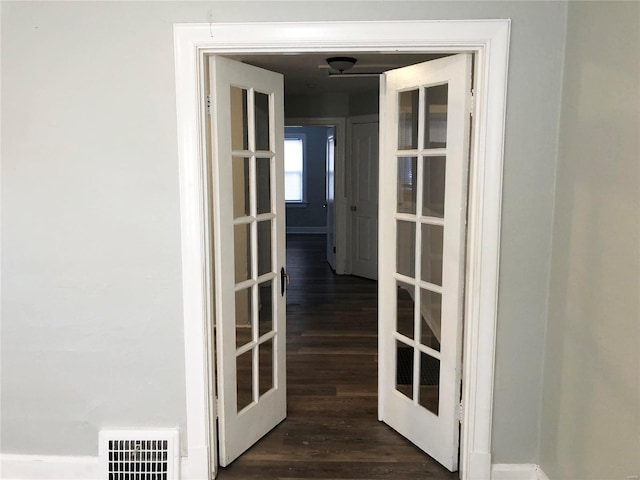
[
  {"left": 285, "top": 117, "right": 348, "bottom": 274},
  {"left": 173, "top": 20, "right": 510, "bottom": 480}
]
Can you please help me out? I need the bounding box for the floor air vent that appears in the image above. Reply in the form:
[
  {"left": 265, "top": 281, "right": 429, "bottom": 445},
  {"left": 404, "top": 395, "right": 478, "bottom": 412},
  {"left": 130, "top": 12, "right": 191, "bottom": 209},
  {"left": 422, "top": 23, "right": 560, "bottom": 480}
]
[{"left": 99, "top": 429, "right": 179, "bottom": 480}]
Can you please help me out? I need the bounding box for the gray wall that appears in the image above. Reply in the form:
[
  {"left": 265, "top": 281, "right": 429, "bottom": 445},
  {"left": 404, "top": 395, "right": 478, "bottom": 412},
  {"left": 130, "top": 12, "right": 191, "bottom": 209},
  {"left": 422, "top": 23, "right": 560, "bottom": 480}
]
[
  {"left": 539, "top": 2, "right": 640, "bottom": 478},
  {"left": 285, "top": 91, "right": 379, "bottom": 118},
  {"left": 1, "top": 1, "right": 189, "bottom": 455},
  {"left": 286, "top": 92, "right": 350, "bottom": 118},
  {"left": 285, "top": 126, "right": 330, "bottom": 232},
  {"left": 349, "top": 91, "right": 380, "bottom": 117},
  {"left": 1, "top": 1, "right": 569, "bottom": 463}
]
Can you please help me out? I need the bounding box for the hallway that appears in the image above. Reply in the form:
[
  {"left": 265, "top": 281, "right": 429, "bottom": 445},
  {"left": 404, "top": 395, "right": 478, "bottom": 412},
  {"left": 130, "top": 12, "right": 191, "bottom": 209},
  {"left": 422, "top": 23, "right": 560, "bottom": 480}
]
[{"left": 216, "top": 235, "right": 457, "bottom": 479}]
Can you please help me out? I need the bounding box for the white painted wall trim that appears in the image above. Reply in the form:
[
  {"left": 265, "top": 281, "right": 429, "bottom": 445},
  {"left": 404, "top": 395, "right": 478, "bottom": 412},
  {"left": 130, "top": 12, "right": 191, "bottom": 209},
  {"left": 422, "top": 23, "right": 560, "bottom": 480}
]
[
  {"left": 0, "top": 454, "right": 204, "bottom": 480},
  {"left": 173, "top": 24, "right": 212, "bottom": 480},
  {"left": 491, "top": 463, "right": 550, "bottom": 480},
  {"left": 0, "top": 454, "right": 100, "bottom": 480},
  {"left": 286, "top": 226, "right": 327, "bottom": 234},
  {"left": 178, "top": 446, "right": 208, "bottom": 480},
  {"left": 537, "top": 466, "right": 551, "bottom": 480},
  {"left": 0, "top": 457, "right": 549, "bottom": 480},
  {"left": 174, "top": 20, "right": 510, "bottom": 480}
]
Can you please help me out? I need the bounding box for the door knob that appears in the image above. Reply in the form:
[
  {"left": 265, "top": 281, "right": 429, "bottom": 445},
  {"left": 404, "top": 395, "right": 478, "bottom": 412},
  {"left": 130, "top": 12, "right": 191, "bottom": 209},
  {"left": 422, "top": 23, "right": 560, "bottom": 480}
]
[{"left": 351, "top": 205, "right": 357, "bottom": 211}]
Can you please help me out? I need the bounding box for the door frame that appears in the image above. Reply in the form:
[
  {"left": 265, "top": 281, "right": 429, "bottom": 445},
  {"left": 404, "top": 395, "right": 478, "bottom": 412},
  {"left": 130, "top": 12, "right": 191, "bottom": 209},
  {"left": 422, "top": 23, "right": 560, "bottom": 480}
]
[
  {"left": 174, "top": 20, "right": 510, "bottom": 480},
  {"left": 285, "top": 117, "right": 348, "bottom": 274}
]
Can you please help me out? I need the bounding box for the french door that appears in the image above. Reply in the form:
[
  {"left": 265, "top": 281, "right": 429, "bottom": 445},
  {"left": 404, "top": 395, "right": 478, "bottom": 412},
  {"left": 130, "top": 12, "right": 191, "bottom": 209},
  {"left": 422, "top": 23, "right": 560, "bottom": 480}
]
[
  {"left": 208, "top": 52, "right": 471, "bottom": 472},
  {"left": 208, "top": 55, "right": 287, "bottom": 467},
  {"left": 378, "top": 54, "right": 473, "bottom": 471}
]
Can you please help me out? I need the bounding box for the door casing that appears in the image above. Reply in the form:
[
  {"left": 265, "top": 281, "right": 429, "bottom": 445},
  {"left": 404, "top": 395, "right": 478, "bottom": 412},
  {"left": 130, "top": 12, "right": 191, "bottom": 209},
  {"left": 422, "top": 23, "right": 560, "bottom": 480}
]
[{"left": 174, "top": 20, "right": 510, "bottom": 480}]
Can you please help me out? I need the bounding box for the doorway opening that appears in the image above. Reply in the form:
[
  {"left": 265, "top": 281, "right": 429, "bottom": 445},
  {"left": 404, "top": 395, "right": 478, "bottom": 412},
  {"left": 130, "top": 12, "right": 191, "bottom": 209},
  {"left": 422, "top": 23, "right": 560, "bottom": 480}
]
[
  {"left": 209, "top": 50, "right": 468, "bottom": 476},
  {"left": 174, "top": 20, "right": 510, "bottom": 480}
]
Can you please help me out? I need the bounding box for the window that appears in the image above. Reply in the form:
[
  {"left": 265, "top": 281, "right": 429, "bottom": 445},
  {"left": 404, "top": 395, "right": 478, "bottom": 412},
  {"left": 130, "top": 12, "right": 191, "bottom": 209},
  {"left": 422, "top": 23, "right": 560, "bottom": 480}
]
[{"left": 284, "top": 133, "right": 306, "bottom": 203}]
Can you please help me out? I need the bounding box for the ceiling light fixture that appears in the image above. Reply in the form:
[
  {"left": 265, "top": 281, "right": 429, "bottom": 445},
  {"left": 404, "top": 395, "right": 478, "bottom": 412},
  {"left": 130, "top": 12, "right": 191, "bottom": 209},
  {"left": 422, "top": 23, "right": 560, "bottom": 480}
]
[{"left": 326, "top": 56, "right": 357, "bottom": 73}]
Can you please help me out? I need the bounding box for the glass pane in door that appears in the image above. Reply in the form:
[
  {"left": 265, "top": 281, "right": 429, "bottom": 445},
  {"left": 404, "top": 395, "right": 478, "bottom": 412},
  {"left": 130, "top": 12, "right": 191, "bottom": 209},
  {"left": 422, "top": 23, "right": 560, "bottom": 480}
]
[
  {"left": 420, "top": 223, "right": 443, "bottom": 286},
  {"left": 396, "top": 221, "right": 416, "bottom": 278},
  {"left": 258, "top": 280, "right": 273, "bottom": 337},
  {"left": 398, "top": 89, "right": 419, "bottom": 150},
  {"left": 236, "top": 349, "right": 253, "bottom": 412},
  {"left": 396, "top": 281, "right": 415, "bottom": 340},
  {"left": 254, "top": 92, "right": 270, "bottom": 151},
  {"left": 232, "top": 157, "right": 250, "bottom": 218},
  {"left": 395, "top": 340, "right": 414, "bottom": 400},
  {"left": 397, "top": 156, "right": 417, "bottom": 214},
  {"left": 257, "top": 220, "right": 272, "bottom": 277},
  {"left": 230, "top": 87, "right": 249, "bottom": 151},
  {"left": 418, "top": 351, "right": 440, "bottom": 415},
  {"left": 422, "top": 156, "right": 446, "bottom": 218},
  {"left": 235, "top": 287, "right": 253, "bottom": 348},
  {"left": 419, "top": 289, "right": 441, "bottom": 351},
  {"left": 256, "top": 157, "right": 271, "bottom": 214},
  {"left": 234, "top": 223, "right": 252, "bottom": 283},
  {"left": 258, "top": 338, "right": 274, "bottom": 396},
  {"left": 424, "top": 84, "right": 448, "bottom": 149}
]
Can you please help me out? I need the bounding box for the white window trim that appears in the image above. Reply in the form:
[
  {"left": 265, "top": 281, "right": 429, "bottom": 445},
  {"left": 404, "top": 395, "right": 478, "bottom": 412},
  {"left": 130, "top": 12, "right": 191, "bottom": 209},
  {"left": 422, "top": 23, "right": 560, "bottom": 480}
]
[
  {"left": 284, "top": 131, "right": 307, "bottom": 205},
  {"left": 173, "top": 20, "right": 510, "bottom": 480}
]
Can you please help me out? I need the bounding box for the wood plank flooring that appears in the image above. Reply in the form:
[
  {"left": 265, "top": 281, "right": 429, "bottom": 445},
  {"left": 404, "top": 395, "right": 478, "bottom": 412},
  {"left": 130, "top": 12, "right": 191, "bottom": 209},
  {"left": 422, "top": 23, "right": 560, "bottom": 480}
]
[{"left": 216, "top": 235, "right": 458, "bottom": 480}]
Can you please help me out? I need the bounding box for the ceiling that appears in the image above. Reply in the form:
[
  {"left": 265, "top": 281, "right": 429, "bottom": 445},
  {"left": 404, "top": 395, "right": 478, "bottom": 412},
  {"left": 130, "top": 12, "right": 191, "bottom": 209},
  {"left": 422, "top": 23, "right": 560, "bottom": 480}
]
[{"left": 221, "top": 52, "right": 447, "bottom": 96}]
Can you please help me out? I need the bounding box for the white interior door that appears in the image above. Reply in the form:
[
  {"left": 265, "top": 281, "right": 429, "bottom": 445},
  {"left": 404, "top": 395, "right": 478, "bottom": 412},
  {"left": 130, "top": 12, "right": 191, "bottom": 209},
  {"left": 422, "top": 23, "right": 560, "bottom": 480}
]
[
  {"left": 209, "top": 55, "right": 287, "bottom": 467},
  {"left": 326, "top": 128, "right": 336, "bottom": 270},
  {"left": 350, "top": 120, "right": 379, "bottom": 280},
  {"left": 378, "top": 54, "right": 472, "bottom": 472}
]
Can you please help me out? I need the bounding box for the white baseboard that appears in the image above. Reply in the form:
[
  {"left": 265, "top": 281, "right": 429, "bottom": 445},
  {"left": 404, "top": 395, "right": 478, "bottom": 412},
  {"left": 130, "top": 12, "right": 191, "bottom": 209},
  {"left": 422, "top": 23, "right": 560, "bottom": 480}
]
[
  {"left": 0, "top": 454, "right": 100, "bottom": 479},
  {"left": 536, "top": 465, "right": 550, "bottom": 480},
  {"left": 180, "top": 445, "right": 209, "bottom": 480},
  {"left": 491, "top": 464, "right": 549, "bottom": 480},
  {"left": 2, "top": 456, "right": 549, "bottom": 480},
  {"left": 286, "top": 226, "right": 326, "bottom": 234},
  {"left": 0, "top": 452, "right": 207, "bottom": 479}
]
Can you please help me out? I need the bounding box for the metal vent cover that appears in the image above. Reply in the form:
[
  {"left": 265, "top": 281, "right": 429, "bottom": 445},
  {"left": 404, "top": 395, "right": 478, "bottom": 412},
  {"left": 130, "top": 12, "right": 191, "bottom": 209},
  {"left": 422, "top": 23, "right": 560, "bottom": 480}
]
[{"left": 99, "top": 429, "right": 179, "bottom": 480}]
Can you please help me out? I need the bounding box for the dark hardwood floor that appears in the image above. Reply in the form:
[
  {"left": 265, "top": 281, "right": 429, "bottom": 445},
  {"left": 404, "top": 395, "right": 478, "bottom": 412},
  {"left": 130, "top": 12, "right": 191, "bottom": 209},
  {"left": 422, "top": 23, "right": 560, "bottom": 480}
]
[{"left": 217, "top": 234, "right": 458, "bottom": 480}]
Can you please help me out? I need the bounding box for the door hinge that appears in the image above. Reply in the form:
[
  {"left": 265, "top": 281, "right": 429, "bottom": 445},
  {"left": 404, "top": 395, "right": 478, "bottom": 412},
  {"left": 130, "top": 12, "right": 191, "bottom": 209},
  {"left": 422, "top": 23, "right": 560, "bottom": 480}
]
[
  {"left": 469, "top": 89, "right": 475, "bottom": 117},
  {"left": 214, "top": 397, "right": 219, "bottom": 418},
  {"left": 206, "top": 95, "right": 212, "bottom": 115},
  {"left": 458, "top": 402, "right": 464, "bottom": 423}
]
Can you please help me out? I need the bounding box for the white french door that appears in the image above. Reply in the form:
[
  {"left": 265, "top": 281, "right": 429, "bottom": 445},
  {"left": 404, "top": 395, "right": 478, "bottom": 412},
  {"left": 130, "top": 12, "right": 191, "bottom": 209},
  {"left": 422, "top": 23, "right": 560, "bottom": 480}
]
[
  {"left": 378, "top": 54, "right": 473, "bottom": 472},
  {"left": 208, "top": 56, "right": 287, "bottom": 467}
]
